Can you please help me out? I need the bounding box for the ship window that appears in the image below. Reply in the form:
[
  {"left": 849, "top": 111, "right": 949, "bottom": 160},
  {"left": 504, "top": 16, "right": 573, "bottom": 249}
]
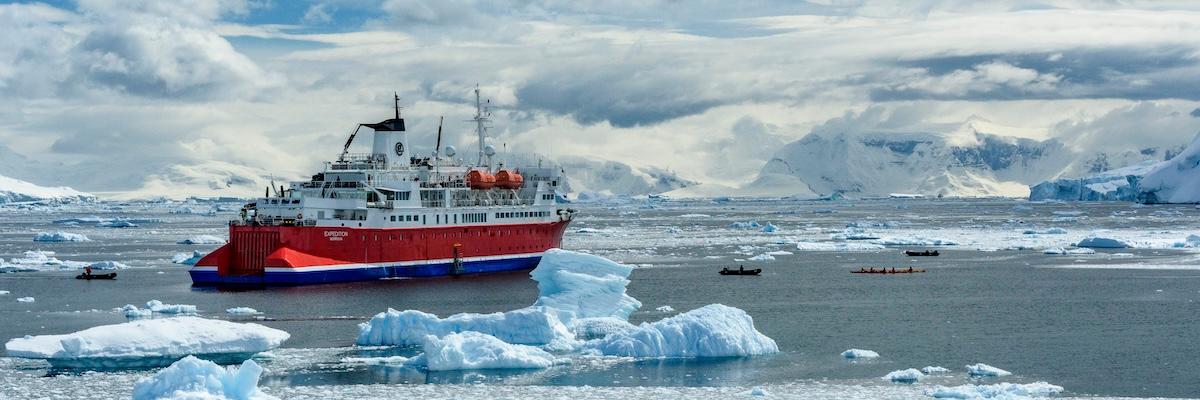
[
  {"left": 454, "top": 214, "right": 458, "bottom": 224},
  {"left": 390, "top": 216, "right": 396, "bottom": 222},
  {"left": 397, "top": 191, "right": 411, "bottom": 201}
]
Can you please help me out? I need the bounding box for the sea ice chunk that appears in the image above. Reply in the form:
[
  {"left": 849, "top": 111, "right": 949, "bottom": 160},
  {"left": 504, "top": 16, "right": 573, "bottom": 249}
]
[
  {"left": 795, "top": 241, "right": 885, "bottom": 251},
  {"left": 89, "top": 261, "right": 130, "bottom": 270},
  {"left": 177, "top": 235, "right": 226, "bottom": 245},
  {"left": 131, "top": 355, "right": 276, "bottom": 400},
  {"left": 33, "top": 231, "right": 90, "bottom": 242},
  {"left": 921, "top": 366, "right": 950, "bottom": 374},
  {"left": 17, "top": 296, "right": 34, "bottom": 302},
  {"left": 5, "top": 316, "right": 289, "bottom": 368},
  {"left": 585, "top": 304, "right": 779, "bottom": 358},
  {"left": 748, "top": 254, "right": 775, "bottom": 261},
  {"left": 883, "top": 368, "right": 924, "bottom": 383},
  {"left": 728, "top": 221, "right": 762, "bottom": 229},
  {"left": 340, "top": 356, "right": 411, "bottom": 365},
  {"left": 227, "top": 307, "right": 259, "bottom": 315},
  {"left": 841, "top": 348, "right": 879, "bottom": 359},
  {"left": 966, "top": 363, "right": 1012, "bottom": 377},
  {"left": 760, "top": 223, "right": 779, "bottom": 233},
  {"left": 655, "top": 305, "right": 675, "bottom": 312},
  {"left": 172, "top": 251, "right": 205, "bottom": 265},
  {"left": 120, "top": 304, "right": 153, "bottom": 319},
  {"left": 357, "top": 306, "right": 574, "bottom": 348},
  {"left": 421, "top": 331, "right": 558, "bottom": 371},
  {"left": 146, "top": 300, "right": 198, "bottom": 314},
  {"left": 926, "top": 382, "right": 1063, "bottom": 399},
  {"left": 530, "top": 248, "right": 641, "bottom": 323},
  {"left": 1076, "top": 237, "right": 1130, "bottom": 249},
  {"left": 1042, "top": 247, "right": 1095, "bottom": 255}
]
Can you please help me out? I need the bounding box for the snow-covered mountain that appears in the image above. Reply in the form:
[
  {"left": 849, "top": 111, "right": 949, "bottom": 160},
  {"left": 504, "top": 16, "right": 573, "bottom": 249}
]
[
  {"left": 740, "top": 116, "right": 1185, "bottom": 199},
  {"left": 556, "top": 156, "right": 695, "bottom": 198},
  {"left": 0, "top": 174, "right": 94, "bottom": 204},
  {"left": 1031, "top": 134, "right": 1200, "bottom": 203}
]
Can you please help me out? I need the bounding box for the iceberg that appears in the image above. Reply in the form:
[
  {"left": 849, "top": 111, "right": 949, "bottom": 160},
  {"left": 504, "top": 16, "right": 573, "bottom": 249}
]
[
  {"left": 172, "top": 250, "right": 205, "bottom": 265},
  {"left": 131, "top": 356, "right": 276, "bottom": 400},
  {"left": 358, "top": 249, "right": 638, "bottom": 349},
  {"left": 1076, "top": 237, "right": 1130, "bottom": 249},
  {"left": 760, "top": 223, "right": 779, "bottom": 233},
  {"left": 0, "top": 250, "right": 89, "bottom": 272},
  {"left": 33, "top": 231, "right": 90, "bottom": 242},
  {"left": 17, "top": 296, "right": 35, "bottom": 303},
  {"left": 841, "top": 348, "right": 879, "bottom": 359},
  {"left": 356, "top": 307, "right": 574, "bottom": 348},
  {"left": 177, "top": 235, "right": 226, "bottom": 245},
  {"left": 926, "top": 382, "right": 1064, "bottom": 399},
  {"left": 883, "top": 368, "right": 924, "bottom": 383},
  {"left": 585, "top": 304, "right": 779, "bottom": 358},
  {"left": 1137, "top": 134, "right": 1200, "bottom": 203},
  {"left": 966, "top": 363, "right": 1012, "bottom": 377},
  {"left": 728, "top": 221, "right": 762, "bottom": 230},
  {"left": 227, "top": 307, "right": 259, "bottom": 315},
  {"left": 921, "top": 365, "right": 950, "bottom": 374},
  {"left": 1030, "top": 134, "right": 1200, "bottom": 203},
  {"left": 420, "top": 331, "right": 558, "bottom": 371},
  {"left": 146, "top": 300, "right": 198, "bottom": 314},
  {"left": 89, "top": 261, "right": 130, "bottom": 270},
  {"left": 120, "top": 304, "right": 153, "bottom": 319},
  {"left": 5, "top": 317, "right": 289, "bottom": 368},
  {"left": 655, "top": 305, "right": 675, "bottom": 313},
  {"left": 530, "top": 248, "right": 641, "bottom": 323},
  {"left": 1029, "top": 161, "right": 1152, "bottom": 202}
]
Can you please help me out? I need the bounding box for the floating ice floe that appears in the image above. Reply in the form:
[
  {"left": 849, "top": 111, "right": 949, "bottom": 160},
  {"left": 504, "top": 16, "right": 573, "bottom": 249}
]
[
  {"left": 678, "top": 213, "right": 711, "bottom": 218},
  {"left": 146, "top": 300, "right": 198, "bottom": 314},
  {"left": 966, "top": 363, "right": 1012, "bottom": 377},
  {"left": 177, "top": 235, "right": 226, "bottom": 245},
  {"left": 97, "top": 220, "right": 137, "bottom": 228},
  {"left": 1042, "top": 247, "right": 1095, "bottom": 255},
  {"left": 357, "top": 306, "right": 574, "bottom": 348},
  {"left": 925, "top": 382, "right": 1063, "bottom": 399},
  {"left": 748, "top": 254, "right": 775, "bottom": 261},
  {"left": 340, "top": 356, "right": 411, "bottom": 365},
  {"left": 120, "top": 304, "right": 153, "bottom": 319},
  {"left": 5, "top": 316, "right": 289, "bottom": 368},
  {"left": 0, "top": 250, "right": 89, "bottom": 272},
  {"left": 0, "top": 290, "right": 9, "bottom": 295},
  {"left": 743, "top": 387, "right": 770, "bottom": 397},
  {"left": 1076, "top": 237, "right": 1130, "bottom": 249},
  {"left": 33, "top": 231, "right": 90, "bottom": 242},
  {"left": 883, "top": 368, "right": 924, "bottom": 383},
  {"left": 760, "top": 223, "right": 779, "bottom": 233},
  {"left": 131, "top": 356, "right": 276, "bottom": 400},
  {"left": 17, "top": 296, "right": 35, "bottom": 303},
  {"left": 841, "top": 348, "right": 879, "bottom": 359},
  {"left": 795, "top": 241, "right": 886, "bottom": 252},
  {"left": 1023, "top": 228, "right": 1067, "bottom": 235},
  {"left": 89, "top": 261, "right": 130, "bottom": 270},
  {"left": 921, "top": 366, "right": 950, "bottom": 374},
  {"left": 728, "top": 221, "right": 762, "bottom": 230},
  {"left": 227, "top": 307, "right": 260, "bottom": 315},
  {"left": 172, "top": 251, "right": 205, "bottom": 265},
  {"left": 419, "top": 331, "right": 559, "bottom": 371},
  {"left": 875, "top": 236, "right": 958, "bottom": 246},
  {"left": 655, "top": 305, "right": 675, "bottom": 313},
  {"left": 764, "top": 250, "right": 793, "bottom": 256},
  {"left": 832, "top": 228, "right": 881, "bottom": 240},
  {"left": 585, "top": 304, "right": 779, "bottom": 358}
]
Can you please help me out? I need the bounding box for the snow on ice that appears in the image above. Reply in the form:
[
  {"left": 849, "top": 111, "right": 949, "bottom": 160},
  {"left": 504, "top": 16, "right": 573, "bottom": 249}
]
[
  {"left": 585, "top": 304, "right": 779, "bottom": 358},
  {"left": 132, "top": 356, "right": 276, "bottom": 400},
  {"left": 177, "top": 235, "right": 226, "bottom": 245},
  {"left": 33, "top": 231, "right": 90, "bottom": 242},
  {"left": 5, "top": 317, "right": 289, "bottom": 368},
  {"left": 0, "top": 174, "right": 94, "bottom": 204},
  {"left": 841, "top": 348, "right": 879, "bottom": 359},
  {"left": 926, "top": 382, "right": 1064, "bottom": 399},
  {"left": 883, "top": 368, "right": 924, "bottom": 383},
  {"left": 419, "top": 331, "right": 559, "bottom": 371},
  {"left": 966, "top": 363, "right": 1012, "bottom": 377}
]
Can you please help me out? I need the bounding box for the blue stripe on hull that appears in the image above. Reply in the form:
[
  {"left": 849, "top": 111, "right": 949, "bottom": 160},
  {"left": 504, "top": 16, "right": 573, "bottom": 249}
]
[{"left": 190, "top": 256, "right": 542, "bottom": 286}]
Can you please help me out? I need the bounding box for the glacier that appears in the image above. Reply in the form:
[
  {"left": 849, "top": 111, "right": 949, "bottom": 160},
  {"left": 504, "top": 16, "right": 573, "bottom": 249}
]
[
  {"left": 584, "top": 304, "right": 779, "bottom": 358},
  {"left": 5, "top": 317, "right": 290, "bottom": 369},
  {"left": 1030, "top": 134, "right": 1200, "bottom": 203},
  {"left": 131, "top": 356, "right": 276, "bottom": 400},
  {"left": 0, "top": 174, "right": 94, "bottom": 204}
]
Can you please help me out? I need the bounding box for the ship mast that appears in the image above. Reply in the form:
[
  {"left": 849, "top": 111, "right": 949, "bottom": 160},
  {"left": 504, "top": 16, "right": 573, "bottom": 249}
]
[{"left": 472, "top": 85, "right": 490, "bottom": 168}]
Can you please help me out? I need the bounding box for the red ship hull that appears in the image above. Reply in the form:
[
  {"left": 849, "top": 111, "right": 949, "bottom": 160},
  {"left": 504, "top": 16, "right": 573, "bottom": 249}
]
[{"left": 190, "top": 220, "right": 570, "bottom": 285}]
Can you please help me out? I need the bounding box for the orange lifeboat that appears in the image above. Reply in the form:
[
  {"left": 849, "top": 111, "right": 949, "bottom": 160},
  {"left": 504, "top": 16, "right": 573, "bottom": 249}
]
[
  {"left": 495, "top": 170, "right": 524, "bottom": 189},
  {"left": 466, "top": 170, "right": 496, "bottom": 189}
]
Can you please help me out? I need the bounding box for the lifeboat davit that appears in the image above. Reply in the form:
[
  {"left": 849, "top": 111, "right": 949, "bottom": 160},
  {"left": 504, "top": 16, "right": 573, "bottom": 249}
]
[
  {"left": 495, "top": 170, "right": 524, "bottom": 189},
  {"left": 466, "top": 170, "right": 496, "bottom": 189}
]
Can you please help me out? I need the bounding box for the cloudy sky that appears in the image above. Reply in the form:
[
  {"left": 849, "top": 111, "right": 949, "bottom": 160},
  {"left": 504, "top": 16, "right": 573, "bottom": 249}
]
[{"left": 2, "top": 0, "right": 1200, "bottom": 195}]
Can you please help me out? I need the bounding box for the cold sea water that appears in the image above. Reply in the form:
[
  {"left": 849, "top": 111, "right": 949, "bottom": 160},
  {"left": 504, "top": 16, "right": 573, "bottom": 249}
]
[{"left": 1, "top": 198, "right": 1199, "bottom": 399}]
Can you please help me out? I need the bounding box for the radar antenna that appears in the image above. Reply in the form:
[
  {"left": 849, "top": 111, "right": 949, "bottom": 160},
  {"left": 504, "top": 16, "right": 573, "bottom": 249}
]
[{"left": 470, "top": 85, "right": 492, "bottom": 168}]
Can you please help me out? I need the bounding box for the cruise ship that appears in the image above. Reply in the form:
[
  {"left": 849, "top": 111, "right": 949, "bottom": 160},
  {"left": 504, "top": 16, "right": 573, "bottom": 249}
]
[{"left": 190, "top": 89, "right": 573, "bottom": 285}]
